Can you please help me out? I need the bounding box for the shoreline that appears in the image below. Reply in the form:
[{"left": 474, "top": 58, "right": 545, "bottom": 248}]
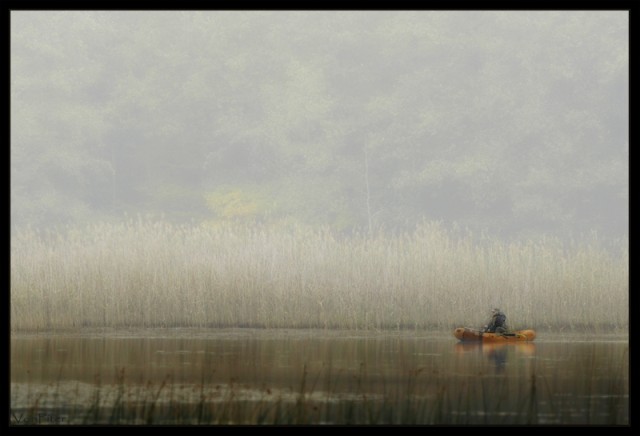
[{"left": 10, "top": 326, "right": 629, "bottom": 342}]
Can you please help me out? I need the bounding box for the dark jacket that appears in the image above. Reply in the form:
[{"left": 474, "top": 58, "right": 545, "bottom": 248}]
[{"left": 486, "top": 311, "right": 507, "bottom": 333}]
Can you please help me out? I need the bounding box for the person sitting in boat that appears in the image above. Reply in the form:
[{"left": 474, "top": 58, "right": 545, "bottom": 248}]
[{"left": 484, "top": 308, "right": 507, "bottom": 334}]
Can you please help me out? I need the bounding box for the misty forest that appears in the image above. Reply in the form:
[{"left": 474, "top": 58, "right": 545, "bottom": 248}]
[
  {"left": 10, "top": 11, "right": 628, "bottom": 425},
  {"left": 12, "top": 12, "right": 628, "bottom": 237}
]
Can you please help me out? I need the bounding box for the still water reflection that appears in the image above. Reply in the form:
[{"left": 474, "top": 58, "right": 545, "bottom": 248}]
[{"left": 10, "top": 329, "right": 628, "bottom": 425}]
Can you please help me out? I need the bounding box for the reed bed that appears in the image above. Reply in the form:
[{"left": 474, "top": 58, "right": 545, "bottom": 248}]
[{"left": 10, "top": 219, "right": 628, "bottom": 332}]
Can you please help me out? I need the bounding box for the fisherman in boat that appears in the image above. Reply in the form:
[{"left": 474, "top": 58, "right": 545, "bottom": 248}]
[{"left": 483, "top": 308, "right": 507, "bottom": 334}]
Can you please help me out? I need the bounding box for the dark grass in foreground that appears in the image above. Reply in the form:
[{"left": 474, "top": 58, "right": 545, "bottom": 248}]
[{"left": 10, "top": 363, "right": 628, "bottom": 426}]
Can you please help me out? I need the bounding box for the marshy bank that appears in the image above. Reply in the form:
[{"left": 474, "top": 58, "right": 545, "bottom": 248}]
[{"left": 10, "top": 220, "right": 628, "bottom": 424}]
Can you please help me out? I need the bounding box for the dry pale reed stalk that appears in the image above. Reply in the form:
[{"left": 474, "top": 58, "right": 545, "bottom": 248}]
[{"left": 10, "top": 219, "right": 628, "bottom": 332}]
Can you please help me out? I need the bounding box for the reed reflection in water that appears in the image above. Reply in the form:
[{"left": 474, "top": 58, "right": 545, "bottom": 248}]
[{"left": 10, "top": 329, "right": 628, "bottom": 425}]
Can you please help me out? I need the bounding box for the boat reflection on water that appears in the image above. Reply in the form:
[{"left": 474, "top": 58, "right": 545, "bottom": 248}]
[{"left": 454, "top": 341, "right": 536, "bottom": 373}]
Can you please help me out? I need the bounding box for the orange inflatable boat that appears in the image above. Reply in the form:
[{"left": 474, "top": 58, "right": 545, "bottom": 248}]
[{"left": 454, "top": 327, "right": 536, "bottom": 342}]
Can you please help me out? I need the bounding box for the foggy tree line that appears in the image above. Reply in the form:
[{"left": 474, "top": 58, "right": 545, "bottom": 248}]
[{"left": 11, "top": 11, "right": 628, "bottom": 241}]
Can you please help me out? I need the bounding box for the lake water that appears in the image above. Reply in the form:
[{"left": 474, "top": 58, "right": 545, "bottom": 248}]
[{"left": 10, "top": 329, "right": 628, "bottom": 425}]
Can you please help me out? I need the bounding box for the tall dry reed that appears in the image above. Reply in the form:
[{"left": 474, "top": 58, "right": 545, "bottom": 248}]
[{"left": 10, "top": 219, "right": 628, "bottom": 332}]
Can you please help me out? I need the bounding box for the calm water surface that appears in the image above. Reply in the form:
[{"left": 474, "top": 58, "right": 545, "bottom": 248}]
[{"left": 10, "top": 329, "right": 628, "bottom": 425}]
